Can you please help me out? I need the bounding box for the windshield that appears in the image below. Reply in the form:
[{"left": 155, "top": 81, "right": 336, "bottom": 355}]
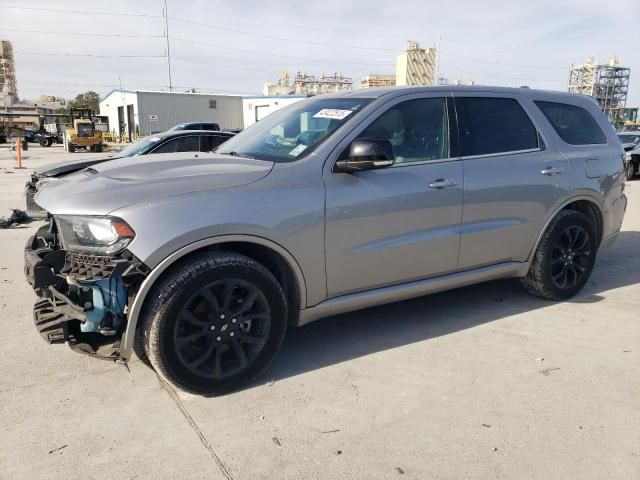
[
  {"left": 617, "top": 133, "right": 640, "bottom": 145},
  {"left": 216, "top": 97, "right": 372, "bottom": 162},
  {"left": 117, "top": 135, "right": 163, "bottom": 157}
]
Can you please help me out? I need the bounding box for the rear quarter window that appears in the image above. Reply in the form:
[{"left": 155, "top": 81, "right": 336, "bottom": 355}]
[{"left": 535, "top": 101, "right": 607, "bottom": 145}]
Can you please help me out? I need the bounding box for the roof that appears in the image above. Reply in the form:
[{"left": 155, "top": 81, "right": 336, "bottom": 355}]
[
  {"left": 99, "top": 88, "right": 248, "bottom": 102},
  {"left": 320, "top": 85, "right": 580, "bottom": 100},
  {"left": 146, "top": 129, "right": 235, "bottom": 139}
]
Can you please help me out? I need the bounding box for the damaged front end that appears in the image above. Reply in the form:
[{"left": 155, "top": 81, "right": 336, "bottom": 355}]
[{"left": 24, "top": 218, "right": 148, "bottom": 360}]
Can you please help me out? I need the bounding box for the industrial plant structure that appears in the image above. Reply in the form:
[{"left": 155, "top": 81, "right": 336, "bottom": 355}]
[
  {"left": 265, "top": 70, "right": 353, "bottom": 96},
  {"left": 0, "top": 40, "right": 18, "bottom": 106},
  {"left": 361, "top": 74, "right": 397, "bottom": 88},
  {"left": 568, "top": 57, "right": 631, "bottom": 123},
  {"left": 396, "top": 40, "right": 437, "bottom": 86}
]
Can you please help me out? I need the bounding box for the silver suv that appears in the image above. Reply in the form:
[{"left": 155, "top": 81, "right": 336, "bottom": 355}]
[{"left": 24, "top": 86, "right": 627, "bottom": 395}]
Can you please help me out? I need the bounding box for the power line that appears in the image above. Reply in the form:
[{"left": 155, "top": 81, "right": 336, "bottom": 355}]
[
  {"left": 172, "top": 56, "right": 274, "bottom": 74},
  {"left": 440, "top": 50, "right": 566, "bottom": 71},
  {"left": 15, "top": 51, "right": 166, "bottom": 58},
  {"left": 439, "top": 63, "right": 564, "bottom": 83},
  {"left": 20, "top": 79, "right": 258, "bottom": 95},
  {"left": 170, "top": 16, "right": 399, "bottom": 52},
  {"left": 170, "top": 37, "right": 393, "bottom": 66},
  {"left": 0, "top": 4, "right": 161, "bottom": 17},
  {"left": 0, "top": 26, "right": 164, "bottom": 38}
]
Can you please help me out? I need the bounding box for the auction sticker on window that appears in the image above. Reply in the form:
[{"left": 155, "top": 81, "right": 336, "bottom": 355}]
[
  {"left": 289, "top": 144, "right": 308, "bottom": 157},
  {"left": 313, "top": 109, "right": 353, "bottom": 120}
]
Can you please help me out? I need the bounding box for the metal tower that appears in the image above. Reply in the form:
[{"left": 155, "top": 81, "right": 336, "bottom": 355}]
[
  {"left": 568, "top": 57, "right": 631, "bottom": 122},
  {"left": 0, "top": 40, "right": 18, "bottom": 99}
]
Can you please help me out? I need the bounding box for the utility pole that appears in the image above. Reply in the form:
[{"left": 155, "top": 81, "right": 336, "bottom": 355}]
[{"left": 163, "top": 0, "right": 173, "bottom": 92}]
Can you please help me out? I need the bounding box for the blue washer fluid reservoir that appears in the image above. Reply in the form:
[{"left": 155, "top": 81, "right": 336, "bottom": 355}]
[{"left": 82, "top": 278, "right": 127, "bottom": 333}]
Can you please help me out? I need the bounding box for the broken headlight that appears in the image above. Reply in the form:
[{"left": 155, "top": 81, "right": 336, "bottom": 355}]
[{"left": 55, "top": 215, "right": 135, "bottom": 255}]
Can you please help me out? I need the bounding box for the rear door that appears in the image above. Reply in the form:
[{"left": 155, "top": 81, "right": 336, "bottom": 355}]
[{"left": 453, "top": 93, "right": 570, "bottom": 269}]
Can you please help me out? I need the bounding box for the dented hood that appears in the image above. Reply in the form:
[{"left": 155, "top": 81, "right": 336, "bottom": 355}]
[{"left": 34, "top": 152, "right": 274, "bottom": 216}]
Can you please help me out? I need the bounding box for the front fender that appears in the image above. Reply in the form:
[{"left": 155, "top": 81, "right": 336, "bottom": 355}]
[{"left": 119, "top": 234, "right": 307, "bottom": 361}]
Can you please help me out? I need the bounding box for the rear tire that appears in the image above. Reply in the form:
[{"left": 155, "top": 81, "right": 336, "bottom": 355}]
[
  {"left": 521, "top": 210, "right": 598, "bottom": 300},
  {"left": 624, "top": 160, "right": 636, "bottom": 181},
  {"left": 140, "top": 251, "right": 287, "bottom": 396}
]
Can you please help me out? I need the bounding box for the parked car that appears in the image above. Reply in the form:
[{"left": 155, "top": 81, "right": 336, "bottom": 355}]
[
  {"left": 169, "top": 122, "right": 221, "bottom": 132},
  {"left": 617, "top": 131, "right": 640, "bottom": 180},
  {"left": 24, "top": 86, "right": 626, "bottom": 395},
  {"left": 24, "top": 130, "right": 235, "bottom": 215}
]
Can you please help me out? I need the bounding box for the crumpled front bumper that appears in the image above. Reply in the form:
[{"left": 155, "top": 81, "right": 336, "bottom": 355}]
[{"left": 24, "top": 222, "right": 148, "bottom": 359}]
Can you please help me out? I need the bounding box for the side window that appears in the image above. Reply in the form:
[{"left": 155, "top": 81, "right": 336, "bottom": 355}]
[
  {"left": 200, "top": 135, "right": 229, "bottom": 152},
  {"left": 356, "top": 97, "right": 449, "bottom": 164},
  {"left": 535, "top": 101, "right": 607, "bottom": 145},
  {"left": 152, "top": 136, "right": 200, "bottom": 153},
  {"left": 455, "top": 97, "right": 539, "bottom": 157}
]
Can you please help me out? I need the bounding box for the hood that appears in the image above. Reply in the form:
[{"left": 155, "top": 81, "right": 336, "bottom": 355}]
[
  {"left": 34, "top": 152, "right": 274, "bottom": 216},
  {"left": 35, "top": 154, "right": 119, "bottom": 177}
]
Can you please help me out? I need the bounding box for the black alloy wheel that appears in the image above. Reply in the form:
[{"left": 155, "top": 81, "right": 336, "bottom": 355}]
[
  {"left": 173, "top": 279, "right": 271, "bottom": 379},
  {"left": 141, "top": 251, "right": 288, "bottom": 395},
  {"left": 549, "top": 225, "right": 592, "bottom": 290}
]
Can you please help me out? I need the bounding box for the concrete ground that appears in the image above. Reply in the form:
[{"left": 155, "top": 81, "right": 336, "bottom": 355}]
[{"left": 0, "top": 144, "right": 638, "bottom": 480}]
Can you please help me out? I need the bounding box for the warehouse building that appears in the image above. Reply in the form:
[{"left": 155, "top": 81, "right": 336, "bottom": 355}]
[{"left": 99, "top": 90, "right": 307, "bottom": 140}]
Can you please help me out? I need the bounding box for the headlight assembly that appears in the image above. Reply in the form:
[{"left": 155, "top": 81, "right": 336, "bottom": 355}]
[{"left": 55, "top": 215, "right": 135, "bottom": 255}]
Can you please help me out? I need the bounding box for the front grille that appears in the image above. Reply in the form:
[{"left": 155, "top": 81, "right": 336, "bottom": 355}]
[
  {"left": 61, "top": 251, "right": 148, "bottom": 281},
  {"left": 62, "top": 252, "right": 118, "bottom": 280}
]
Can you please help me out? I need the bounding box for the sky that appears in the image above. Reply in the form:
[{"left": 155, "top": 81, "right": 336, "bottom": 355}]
[{"left": 1, "top": 0, "right": 639, "bottom": 104}]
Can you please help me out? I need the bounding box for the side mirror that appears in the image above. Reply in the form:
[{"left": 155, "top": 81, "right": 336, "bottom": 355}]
[{"left": 334, "top": 138, "right": 395, "bottom": 173}]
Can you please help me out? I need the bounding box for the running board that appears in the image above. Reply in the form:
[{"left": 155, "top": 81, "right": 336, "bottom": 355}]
[{"left": 297, "top": 261, "right": 529, "bottom": 326}]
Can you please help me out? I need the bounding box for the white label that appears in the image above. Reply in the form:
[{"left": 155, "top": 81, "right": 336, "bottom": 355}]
[
  {"left": 150, "top": 136, "right": 162, "bottom": 142},
  {"left": 289, "top": 144, "right": 308, "bottom": 157},
  {"left": 149, "top": 114, "right": 158, "bottom": 121},
  {"left": 313, "top": 109, "right": 353, "bottom": 120}
]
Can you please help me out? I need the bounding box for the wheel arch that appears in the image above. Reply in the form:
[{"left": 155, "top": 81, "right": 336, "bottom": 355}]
[
  {"left": 527, "top": 195, "right": 604, "bottom": 263},
  {"left": 120, "top": 235, "right": 307, "bottom": 361}
]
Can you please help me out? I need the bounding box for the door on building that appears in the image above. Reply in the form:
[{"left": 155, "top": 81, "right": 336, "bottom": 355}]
[
  {"left": 126, "top": 104, "right": 135, "bottom": 142},
  {"left": 117, "top": 106, "right": 125, "bottom": 139}
]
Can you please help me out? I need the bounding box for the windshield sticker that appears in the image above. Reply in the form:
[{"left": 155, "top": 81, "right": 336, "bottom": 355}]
[
  {"left": 313, "top": 109, "right": 353, "bottom": 120},
  {"left": 289, "top": 144, "right": 308, "bottom": 157},
  {"left": 150, "top": 137, "right": 162, "bottom": 142}
]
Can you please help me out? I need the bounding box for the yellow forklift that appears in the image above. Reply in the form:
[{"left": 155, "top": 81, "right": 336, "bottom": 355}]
[{"left": 65, "top": 108, "right": 103, "bottom": 153}]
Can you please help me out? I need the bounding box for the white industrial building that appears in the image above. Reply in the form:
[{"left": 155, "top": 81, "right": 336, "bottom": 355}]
[{"left": 99, "top": 89, "right": 306, "bottom": 140}]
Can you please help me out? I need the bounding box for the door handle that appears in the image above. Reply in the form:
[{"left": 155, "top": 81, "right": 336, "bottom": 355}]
[
  {"left": 429, "top": 178, "right": 457, "bottom": 189},
  {"left": 541, "top": 166, "right": 564, "bottom": 176}
]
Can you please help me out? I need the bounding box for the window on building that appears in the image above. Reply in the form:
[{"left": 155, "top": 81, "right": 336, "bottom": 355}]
[
  {"left": 209, "top": 99, "right": 217, "bottom": 109},
  {"left": 455, "top": 97, "right": 539, "bottom": 157},
  {"left": 535, "top": 101, "right": 607, "bottom": 145}
]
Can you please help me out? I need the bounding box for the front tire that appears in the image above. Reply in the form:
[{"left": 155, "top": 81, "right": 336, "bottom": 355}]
[
  {"left": 521, "top": 210, "right": 597, "bottom": 300},
  {"left": 68, "top": 143, "right": 76, "bottom": 152},
  {"left": 140, "top": 251, "right": 287, "bottom": 395}
]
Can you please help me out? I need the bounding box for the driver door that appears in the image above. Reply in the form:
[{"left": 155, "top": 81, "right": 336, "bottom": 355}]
[{"left": 324, "top": 94, "right": 463, "bottom": 297}]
